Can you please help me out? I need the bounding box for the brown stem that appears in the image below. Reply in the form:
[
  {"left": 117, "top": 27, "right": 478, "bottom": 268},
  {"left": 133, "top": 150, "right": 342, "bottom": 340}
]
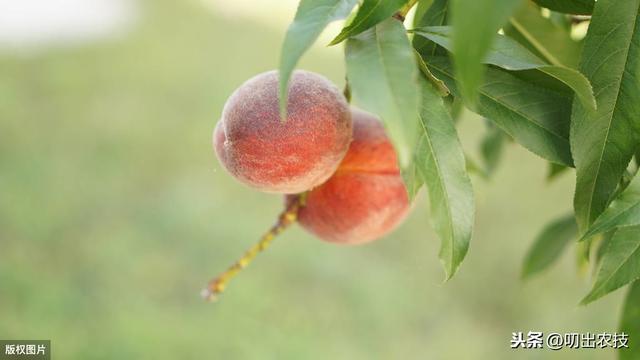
[
  {"left": 201, "top": 193, "right": 307, "bottom": 302},
  {"left": 394, "top": 0, "right": 419, "bottom": 22}
]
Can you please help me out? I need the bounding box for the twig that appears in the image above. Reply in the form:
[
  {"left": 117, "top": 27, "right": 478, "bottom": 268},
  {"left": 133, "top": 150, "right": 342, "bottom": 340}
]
[
  {"left": 201, "top": 193, "right": 307, "bottom": 302},
  {"left": 394, "top": 0, "right": 419, "bottom": 22}
]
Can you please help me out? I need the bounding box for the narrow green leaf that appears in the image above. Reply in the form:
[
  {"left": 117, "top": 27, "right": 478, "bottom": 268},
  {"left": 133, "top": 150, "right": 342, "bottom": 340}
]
[
  {"left": 581, "top": 226, "right": 640, "bottom": 305},
  {"left": 504, "top": 1, "right": 582, "bottom": 68},
  {"left": 279, "top": 0, "right": 358, "bottom": 118},
  {"left": 426, "top": 56, "right": 573, "bottom": 166},
  {"left": 330, "top": 0, "right": 407, "bottom": 45},
  {"left": 620, "top": 281, "right": 640, "bottom": 359},
  {"left": 581, "top": 174, "right": 640, "bottom": 241},
  {"left": 450, "top": 0, "right": 523, "bottom": 107},
  {"left": 522, "top": 214, "right": 577, "bottom": 279},
  {"left": 480, "top": 123, "right": 506, "bottom": 176},
  {"left": 345, "top": 18, "right": 420, "bottom": 168},
  {"left": 532, "top": 0, "right": 594, "bottom": 15},
  {"left": 571, "top": 0, "right": 640, "bottom": 233},
  {"left": 412, "top": 0, "right": 435, "bottom": 28},
  {"left": 412, "top": 26, "right": 596, "bottom": 110},
  {"left": 414, "top": 76, "right": 474, "bottom": 280},
  {"left": 413, "top": 0, "right": 449, "bottom": 55}
]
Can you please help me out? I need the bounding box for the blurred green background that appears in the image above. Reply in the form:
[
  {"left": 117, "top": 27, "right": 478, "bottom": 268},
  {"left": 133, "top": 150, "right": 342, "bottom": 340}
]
[{"left": 0, "top": 0, "right": 625, "bottom": 359}]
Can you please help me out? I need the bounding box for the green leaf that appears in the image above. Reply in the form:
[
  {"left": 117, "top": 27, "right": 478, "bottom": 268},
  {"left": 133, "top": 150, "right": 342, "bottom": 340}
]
[
  {"left": 581, "top": 174, "right": 640, "bottom": 241},
  {"left": 413, "top": 76, "right": 474, "bottom": 280},
  {"left": 412, "top": 26, "right": 596, "bottom": 110},
  {"left": 532, "top": 0, "right": 594, "bottom": 15},
  {"left": 345, "top": 18, "right": 420, "bottom": 168},
  {"left": 522, "top": 214, "right": 577, "bottom": 279},
  {"left": 571, "top": 0, "right": 640, "bottom": 233},
  {"left": 504, "top": 1, "right": 583, "bottom": 68},
  {"left": 480, "top": 123, "right": 506, "bottom": 176},
  {"left": 413, "top": 0, "right": 449, "bottom": 56},
  {"left": 330, "top": 0, "right": 407, "bottom": 45},
  {"left": 581, "top": 226, "right": 640, "bottom": 305},
  {"left": 412, "top": 0, "right": 435, "bottom": 28},
  {"left": 620, "top": 281, "right": 640, "bottom": 359},
  {"left": 279, "top": 0, "right": 359, "bottom": 118},
  {"left": 426, "top": 56, "right": 573, "bottom": 166},
  {"left": 450, "top": 0, "right": 523, "bottom": 107}
]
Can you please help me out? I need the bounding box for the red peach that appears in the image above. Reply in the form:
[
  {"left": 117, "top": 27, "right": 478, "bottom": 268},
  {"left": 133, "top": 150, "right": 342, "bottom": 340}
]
[
  {"left": 214, "top": 70, "right": 352, "bottom": 193},
  {"left": 289, "top": 108, "right": 410, "bottom": 244}
]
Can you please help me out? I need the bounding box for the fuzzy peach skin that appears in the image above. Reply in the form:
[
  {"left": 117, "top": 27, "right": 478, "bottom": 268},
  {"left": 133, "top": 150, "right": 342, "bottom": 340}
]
[
  {"left": 214, "top": 70, "right": 352, "bottom": 193},
  {"left": 288, "top": 108, "right": 410, "bottom": 244}
]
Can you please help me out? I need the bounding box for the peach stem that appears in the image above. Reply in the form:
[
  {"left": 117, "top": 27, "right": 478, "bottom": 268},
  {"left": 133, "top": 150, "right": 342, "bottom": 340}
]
[{"left": 201, "top": 193, "right": 307, "bottom": 302}]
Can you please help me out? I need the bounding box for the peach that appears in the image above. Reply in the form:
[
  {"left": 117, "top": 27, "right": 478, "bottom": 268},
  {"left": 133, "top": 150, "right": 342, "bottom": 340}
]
[
  {"left": 288, "top": 108, "right": 410, "bottom": 244},
  {"left": 214, "top": 70, "right": 352, "bottom": 193}
]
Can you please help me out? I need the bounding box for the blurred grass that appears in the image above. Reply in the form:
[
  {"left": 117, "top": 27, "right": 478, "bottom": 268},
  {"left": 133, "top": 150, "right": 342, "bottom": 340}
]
[{"left": 0, "top": 0, "right": 624, "bottom": 359}]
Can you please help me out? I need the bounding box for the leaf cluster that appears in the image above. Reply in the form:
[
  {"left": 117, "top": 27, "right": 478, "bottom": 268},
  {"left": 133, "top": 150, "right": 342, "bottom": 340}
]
[{"left": 278, "top": 0, "right": 640, "bottom": 355}]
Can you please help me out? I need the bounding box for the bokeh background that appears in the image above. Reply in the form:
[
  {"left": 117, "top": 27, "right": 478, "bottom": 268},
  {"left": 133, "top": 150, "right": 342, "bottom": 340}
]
[{"left": 0, "top": 0, "right": 625, "bottom": 359}]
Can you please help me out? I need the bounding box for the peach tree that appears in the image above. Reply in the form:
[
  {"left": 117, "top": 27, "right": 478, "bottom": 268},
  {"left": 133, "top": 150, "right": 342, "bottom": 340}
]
[{"left": 275, "top": 0, "right": 639, "bottom": 357}]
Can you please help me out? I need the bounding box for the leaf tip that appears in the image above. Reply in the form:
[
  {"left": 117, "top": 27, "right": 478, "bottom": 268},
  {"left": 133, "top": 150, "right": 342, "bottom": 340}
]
[
  {"left": 328, "top": 33, "right": 346, "bottom": 46},
  {"left": 441, "top": 271, "right": 454, "bottom": 283},
  {"left": 440, "top": 261, "right": 460, "bottom": 283},
  {"left": 578, "top": 295, "right": 594, "bottom": 306}
]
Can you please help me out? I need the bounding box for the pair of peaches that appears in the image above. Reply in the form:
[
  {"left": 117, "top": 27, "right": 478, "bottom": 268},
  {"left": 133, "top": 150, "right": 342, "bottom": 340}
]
[{"left": 214, "top": 70, "right": 410, "bottom": 245}]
